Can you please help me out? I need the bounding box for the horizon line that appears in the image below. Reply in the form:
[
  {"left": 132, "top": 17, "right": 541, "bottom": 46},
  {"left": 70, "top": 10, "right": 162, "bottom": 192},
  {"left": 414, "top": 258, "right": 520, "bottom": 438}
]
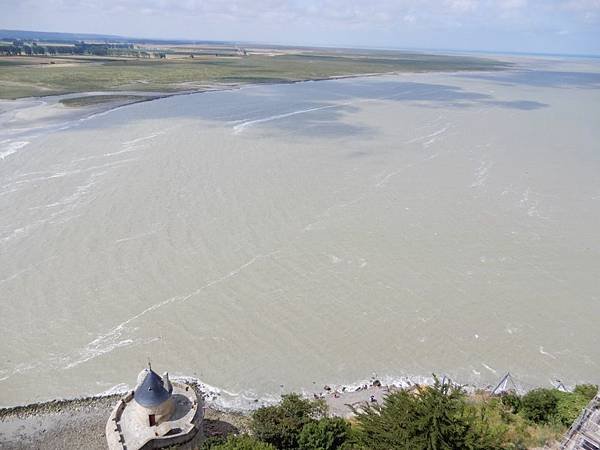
[{"left": 2, "top": 27, "right": 599, "bottom": 59}]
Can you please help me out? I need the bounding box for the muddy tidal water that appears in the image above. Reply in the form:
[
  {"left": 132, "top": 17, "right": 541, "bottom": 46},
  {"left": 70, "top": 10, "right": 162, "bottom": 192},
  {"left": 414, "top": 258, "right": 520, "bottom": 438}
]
[{"left": 1, "top": 57, "right": 599, "bottom": 408}]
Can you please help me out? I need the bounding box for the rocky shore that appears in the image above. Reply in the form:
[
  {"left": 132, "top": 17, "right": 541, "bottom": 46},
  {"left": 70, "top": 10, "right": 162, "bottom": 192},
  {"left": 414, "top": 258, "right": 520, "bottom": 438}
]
[{"left": 0, "top": 391, "right": 250, "bottom": 449}]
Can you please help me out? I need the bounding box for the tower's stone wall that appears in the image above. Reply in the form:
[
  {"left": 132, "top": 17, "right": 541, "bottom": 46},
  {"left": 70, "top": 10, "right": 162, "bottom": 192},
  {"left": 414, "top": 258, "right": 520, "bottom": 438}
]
[{"left": 106, "top": 381, "right": 203, "bottom": 450}]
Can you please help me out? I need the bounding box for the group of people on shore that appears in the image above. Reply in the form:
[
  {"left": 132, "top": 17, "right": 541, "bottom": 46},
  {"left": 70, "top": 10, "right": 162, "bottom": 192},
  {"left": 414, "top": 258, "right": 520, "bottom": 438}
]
[{"left": 312, "top": 378, "right": 386, "bottom": 402}]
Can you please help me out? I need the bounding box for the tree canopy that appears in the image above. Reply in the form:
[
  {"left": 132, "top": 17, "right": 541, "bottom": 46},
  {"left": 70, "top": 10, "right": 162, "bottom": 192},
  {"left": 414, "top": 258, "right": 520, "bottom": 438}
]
[{"left": 353, "top": 377, "right": 504, "bottom": 450}]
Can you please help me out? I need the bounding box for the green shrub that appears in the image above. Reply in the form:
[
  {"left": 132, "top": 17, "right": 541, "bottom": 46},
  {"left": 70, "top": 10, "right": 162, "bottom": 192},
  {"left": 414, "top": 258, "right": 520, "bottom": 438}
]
[
  {"left": 555, "top": 391, "right": 590, "bottom": 426},
  {"left": 353, "top": 376, "right": 504, "bottom": 450},
  {"left": 209, "top": 435, "right": 277, "bottom": 450},
  {"left": 499, "top": 392, "right": 521, "bottom": 414},
  {"left": 573, "top": 384, "right": 598, "bottom": 401},
  {"left": 200, "top": 435, "right": 228, "bottom": 449},
  {"left": 470, "top": 396, "right": 568, "bottom": 449},
  {"left": 520, "top": 387, "right": 594, "bottom": 427},
  {"left": 521, "top": 389, "right": 559, "bottom": 424},
  {"left": 469, "top": 400, "right": 509, "bottom": 450},
  {"left": 298, "top": 417, "right": 351, "bottom": 450},
  {"left": 252, "top": 393, "right": 326, "bottom": 450}
]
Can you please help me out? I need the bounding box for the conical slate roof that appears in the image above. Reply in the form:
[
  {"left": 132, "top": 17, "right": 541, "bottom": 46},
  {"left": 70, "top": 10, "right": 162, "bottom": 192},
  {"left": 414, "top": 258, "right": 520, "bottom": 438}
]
[{"left": 134, "top": 369, "right": 171, "bottom": 408}]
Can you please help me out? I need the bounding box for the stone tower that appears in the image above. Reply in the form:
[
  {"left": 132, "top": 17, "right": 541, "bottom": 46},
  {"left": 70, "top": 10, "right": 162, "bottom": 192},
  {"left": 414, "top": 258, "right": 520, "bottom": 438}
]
[
  {"left": 132, "top": 366, "right": 175, "bottom": 426},
  {"left": 106, "top": 364, "right": 203, "bottom": 450}
]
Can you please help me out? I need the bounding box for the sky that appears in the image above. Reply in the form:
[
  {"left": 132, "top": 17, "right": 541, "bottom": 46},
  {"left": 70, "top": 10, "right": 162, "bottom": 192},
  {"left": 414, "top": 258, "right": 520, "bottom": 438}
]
[{"left": 2, "top": 0, "right": 600, "bottom": 55}]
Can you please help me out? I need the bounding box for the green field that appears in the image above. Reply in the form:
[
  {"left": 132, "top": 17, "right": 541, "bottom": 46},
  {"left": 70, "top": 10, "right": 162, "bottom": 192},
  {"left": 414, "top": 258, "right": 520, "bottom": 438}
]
[{"left": 0, "top": 51, "right": 510, "bottom": 100}]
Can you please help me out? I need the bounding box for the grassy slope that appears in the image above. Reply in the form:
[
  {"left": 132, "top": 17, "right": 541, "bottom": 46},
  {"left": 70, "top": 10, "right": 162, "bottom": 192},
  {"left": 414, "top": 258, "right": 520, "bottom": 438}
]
[
  {"left": 0, "top": 52, "right": 509, "bottom": 99},
  {"left": 58, "top": 94, "right": 151, "bottom": 107}
]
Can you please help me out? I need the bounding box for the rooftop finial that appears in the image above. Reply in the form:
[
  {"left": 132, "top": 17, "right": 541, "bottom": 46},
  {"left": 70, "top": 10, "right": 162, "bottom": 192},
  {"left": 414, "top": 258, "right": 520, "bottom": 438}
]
[{"left": 148, "top": 358, "right": 152, "bottom": 371}]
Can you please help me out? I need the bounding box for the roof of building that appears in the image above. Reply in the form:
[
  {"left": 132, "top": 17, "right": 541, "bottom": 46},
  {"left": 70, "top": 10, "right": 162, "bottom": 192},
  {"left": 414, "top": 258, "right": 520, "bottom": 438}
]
[{"left": 134, "top": 368, "right": 172, "bottom": 408}]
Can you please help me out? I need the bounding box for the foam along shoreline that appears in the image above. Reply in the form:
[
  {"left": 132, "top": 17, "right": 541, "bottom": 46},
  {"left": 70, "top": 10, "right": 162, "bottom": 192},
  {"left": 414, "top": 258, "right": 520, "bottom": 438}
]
[
  {"left": 0, "top": 368, "right": 563, "bottom": 415},
  {"left": 0, "top": 374, "right": 409, "bottom": 414},
  {"left": 165, "top": 372, "right": 569, "bottom": 416}
]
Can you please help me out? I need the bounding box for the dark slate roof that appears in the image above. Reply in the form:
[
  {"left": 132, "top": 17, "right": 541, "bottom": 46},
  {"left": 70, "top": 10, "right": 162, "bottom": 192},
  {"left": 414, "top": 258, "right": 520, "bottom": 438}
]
[{"left": 134, "top": 369, "right": 171, "bottom": 408}]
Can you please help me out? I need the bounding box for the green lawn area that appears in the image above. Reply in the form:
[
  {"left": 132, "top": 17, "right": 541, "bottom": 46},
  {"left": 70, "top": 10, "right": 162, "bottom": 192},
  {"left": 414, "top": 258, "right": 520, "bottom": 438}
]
[{"left": 0, "top": 52, "right": 510, "bottom": 99}]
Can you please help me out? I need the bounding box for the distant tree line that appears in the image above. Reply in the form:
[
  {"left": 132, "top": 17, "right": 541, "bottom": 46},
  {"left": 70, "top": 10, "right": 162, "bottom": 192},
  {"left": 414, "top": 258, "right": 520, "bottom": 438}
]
[{"left": 0, "top": 39, "right": 136, "bottom": 57}]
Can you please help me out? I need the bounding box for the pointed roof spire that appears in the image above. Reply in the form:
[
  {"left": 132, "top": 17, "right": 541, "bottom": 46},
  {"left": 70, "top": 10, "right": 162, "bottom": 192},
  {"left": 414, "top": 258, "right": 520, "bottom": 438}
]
[{"left": 134, "top": 366, "right": 171, "bottom": 408}]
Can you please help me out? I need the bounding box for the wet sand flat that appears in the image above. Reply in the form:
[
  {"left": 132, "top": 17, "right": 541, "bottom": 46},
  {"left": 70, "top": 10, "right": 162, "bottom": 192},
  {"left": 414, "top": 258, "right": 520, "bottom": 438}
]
[{"left": 0, "top": 56, "right": 599, "bottom": 409}]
